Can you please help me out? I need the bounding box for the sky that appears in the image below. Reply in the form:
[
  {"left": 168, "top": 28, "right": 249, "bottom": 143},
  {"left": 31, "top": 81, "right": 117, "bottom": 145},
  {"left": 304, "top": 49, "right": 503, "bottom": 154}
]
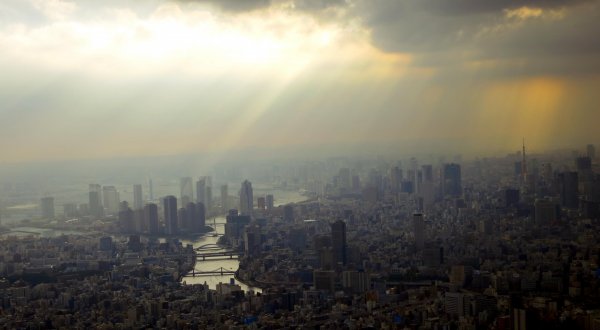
[{"left": 0, "top": 0, "right": 599, "bottom": 163}]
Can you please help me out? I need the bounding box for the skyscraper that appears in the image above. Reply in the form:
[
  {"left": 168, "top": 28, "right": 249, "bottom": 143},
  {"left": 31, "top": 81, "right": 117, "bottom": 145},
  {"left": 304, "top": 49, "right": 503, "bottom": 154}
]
[
  {"left": 180, "top": 177, "right": 194, "bottom": 206},
  {"left": 266, "top": 194, "right": 274, "bottom": 211},
  {"left": 40, "top": 197, "right": 55, "bottom": 219},
  {"left": 220, "top": 184, "right": 228, "bottom": 211},
  {"left": 144, "top": 203, "right": 159, "bottom": 234},
  {"left": 133, "top": 184, "right": 143, "bottom": 210},
  {"left": 420, "top": 165, "right": 434, "bottom": 209},
  {"left": 196, "top": 178, "right": 206, "bottom": 205},
  {"left": 413, "top": 213, "right": 425, "bottom": 250},
  {"left": 331, "top": 220, "right": 347, "bottom": 265},
  {"left": 558, "top": 172, "right": 579, "bottom": 209},
  {"left": 195, "top": 202, "right": 206, "bottom": 232},
  {"left": 442, "top": 163, "right": 462, "bottom": 197},
  {"left": 205, "top": 185, "right": 212, "bottom": 214},
  {"left": 163, "top": 195, "right": 178, "bottom": 235},
  {"left": 240, "top": 180, "right": 253, "bottom": 216},
  {"left": 89, "top": 184, "right": 103, "bottom": 218}
]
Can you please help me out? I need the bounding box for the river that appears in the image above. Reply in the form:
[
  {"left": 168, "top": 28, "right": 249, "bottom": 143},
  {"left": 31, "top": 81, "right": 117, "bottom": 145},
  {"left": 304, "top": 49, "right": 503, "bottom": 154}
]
[
  {"left": 179, "top": 216, "right": 263, "bottom": 292},
  {"left": 180, "top": 189, "right": 310, "bottom": 292}
]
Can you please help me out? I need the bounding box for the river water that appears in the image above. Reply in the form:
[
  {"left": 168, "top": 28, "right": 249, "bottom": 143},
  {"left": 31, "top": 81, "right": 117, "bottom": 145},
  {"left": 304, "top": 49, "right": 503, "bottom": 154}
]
[
  {"left": 179, "top": 216, "right": 262, "bottom": 292},
  {"left": 180, "top": 189, "right": 309, "bottom": 292}
]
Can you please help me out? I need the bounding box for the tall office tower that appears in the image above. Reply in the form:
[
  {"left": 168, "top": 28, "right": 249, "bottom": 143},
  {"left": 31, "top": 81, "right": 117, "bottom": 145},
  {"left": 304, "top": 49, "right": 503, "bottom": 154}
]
[
  {"left": 144, "top": 203, "right": 159, "bottom": 234},
  {"left": 390, "top": 166, "right": 402, "bottom": 193},
  {"left": 331, "top": 220, "right": 347, "bottom": 265},
  {"left": 196, "top": 178, "right": 206, "bottom": 205},
  {"left": 205, "top": 186, "right": 212, "bottom": 213},
  {"left": 587, "top": 144, "right": 596, "bottom": 159},
  {"left": 118, "top": 204, "right": 134, "bottom": 233},
  {"left": 442, "top": 163, "right": 462, "bottom": 197},
  {"left": 413, "top": 213, "right": 425, "bottom": 250},
  {"left": 133, "top": 209, "right": 145, "bottom": 233},
  {"left": 283, "top": 204, "right": 294, "bottom": 222},
  {"left": 40, "top": 197, "right": 55, "bottom": 219},
  {"left": 558, "top": 172, "right": 579, "bottom": 209},
  {"left": 163, "top": 195, "right": 178, "bottom": 235},
  {"left": 240, "top": 180, "right": 253, "bottom": 215},
  {"left": 265, "top": 194, "right": 274, "bottom": 211},
  {"left": 133, "top": 184, "right": 143, "bottom": 210},
  {"left": 180, "top": 177, "right": 194, "bottom": 206},
  {"left": 420, "top": 165, "right": 435, "bottom": 209},
  {"left": 102, "top": 186, "right": 120, "bottom": 215},
  {"left": 89, "top": 184, "right": 103, "bottom": 218},
  {"left": 221, "top": 184, "right": 228, "bottom": 211},
  {"left": 178, "top": 207, "right": 188, "bottom": 230},
  {"left": 257, "top": 197, "right": 266, "bottom": 210},
  {"left": 194, "top": 202, "right": 206, "bottom": 232}
]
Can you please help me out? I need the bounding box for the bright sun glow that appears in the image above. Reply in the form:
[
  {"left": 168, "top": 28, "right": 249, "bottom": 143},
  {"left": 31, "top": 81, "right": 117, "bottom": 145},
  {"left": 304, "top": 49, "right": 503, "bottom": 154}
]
[{"left": 13, "top": 4, "right": 344, "bottom": 76}]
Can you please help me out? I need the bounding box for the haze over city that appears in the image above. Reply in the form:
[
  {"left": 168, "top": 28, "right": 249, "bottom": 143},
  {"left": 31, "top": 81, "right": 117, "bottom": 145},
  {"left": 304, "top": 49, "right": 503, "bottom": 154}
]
[
  {"left": 1, "top": 1, "right": 600, "bottom": 329},
  {"left": 1, "top": 0, "right": 599, "bottom": 163}
]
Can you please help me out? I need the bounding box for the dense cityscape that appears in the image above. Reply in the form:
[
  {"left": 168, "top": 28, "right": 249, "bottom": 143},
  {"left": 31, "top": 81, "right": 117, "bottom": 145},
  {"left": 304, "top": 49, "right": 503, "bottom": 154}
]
[
  {"left": 0, "top": 143, "right": 598, "bottom": 329},
  {"left": 2, "top": 0, "right": 600, "bottom": 329}
]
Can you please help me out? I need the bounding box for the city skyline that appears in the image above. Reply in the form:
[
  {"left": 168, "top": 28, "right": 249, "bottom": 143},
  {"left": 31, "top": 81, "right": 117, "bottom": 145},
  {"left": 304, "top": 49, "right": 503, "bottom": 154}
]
[{"left": 0, "top": 0, "right": 599, "bottom": 163}]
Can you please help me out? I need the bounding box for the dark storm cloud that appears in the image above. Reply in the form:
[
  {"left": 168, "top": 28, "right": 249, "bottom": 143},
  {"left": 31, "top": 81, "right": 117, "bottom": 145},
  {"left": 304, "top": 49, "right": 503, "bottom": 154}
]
[
  {"left": 349, "top": 0, "right": 600, "bottom": 75},
  {"left": 413, "top": 0, "right": 590, "bottom": 15}
]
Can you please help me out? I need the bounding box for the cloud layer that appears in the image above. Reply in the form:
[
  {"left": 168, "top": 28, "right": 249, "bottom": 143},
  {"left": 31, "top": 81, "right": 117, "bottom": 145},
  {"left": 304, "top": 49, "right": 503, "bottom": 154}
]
[{"left": 0, "top": 0, "right": 598, "bottom": 163}]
